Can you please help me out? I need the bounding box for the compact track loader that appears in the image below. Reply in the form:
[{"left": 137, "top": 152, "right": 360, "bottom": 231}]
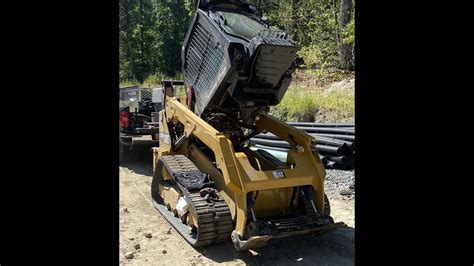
[{"left": 151, "top": 0, "right": 343, "bottom": 250}]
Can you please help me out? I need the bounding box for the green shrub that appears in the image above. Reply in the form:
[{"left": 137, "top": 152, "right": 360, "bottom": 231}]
[
  {"left": 297, "top": 45, "right": 324, "bottom": 68},
  {"left": 119, "top": 80, "right": 139, "bottom": 88},
  {"left": 342, "top": 18, "right": 355, "bottom": 45},
  {"left": 270, "top": 85, "right": 354, "bottom": 122}
]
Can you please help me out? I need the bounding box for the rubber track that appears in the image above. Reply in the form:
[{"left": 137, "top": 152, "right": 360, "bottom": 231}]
[{"left": 151, "top": 155, "right": 233, "bottom": 247}]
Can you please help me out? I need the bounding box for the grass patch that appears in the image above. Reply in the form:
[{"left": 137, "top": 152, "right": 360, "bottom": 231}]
[
  {"left": 120, "top": 73, "right": 182, "bottom": 89},
  {"left": 270, "top": 85, "right": 354, "bottom": 122},
  {"left": 175, "top": 86, "right": 186, "bottom": 98},
  {"left": 119, "top": 80, "right": 140, "bottom": 88}
]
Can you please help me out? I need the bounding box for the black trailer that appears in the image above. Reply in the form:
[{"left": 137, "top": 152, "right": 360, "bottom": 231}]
[{"left": 119, "top": 85, "right": 160, "bottom": 162}]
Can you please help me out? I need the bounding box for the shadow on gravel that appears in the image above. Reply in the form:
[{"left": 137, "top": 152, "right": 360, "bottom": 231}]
[
  {"left": 120, "top": 145, "right": 154, "bottom": 177},
  {"left": 198, "top": 226, "right": 355, "bottom": 265}
]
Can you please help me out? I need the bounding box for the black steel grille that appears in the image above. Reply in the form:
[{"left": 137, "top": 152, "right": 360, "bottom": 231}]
[
  {"left": 140, "top": 89, "right": 152, "bottom": 102},
  {"left": 270, "top": 215, "right": 319, "bottom": 231},
  {"left": 184, "top": 22, "right": 225, "bottom": 103}
]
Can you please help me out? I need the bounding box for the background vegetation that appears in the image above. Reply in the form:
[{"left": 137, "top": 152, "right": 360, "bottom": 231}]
[
  {"left": 119, "top": 0, "right": 355, "bottom": 122},
  {"left": 120, "top": 0, "right": 354, "bottom": 84}
]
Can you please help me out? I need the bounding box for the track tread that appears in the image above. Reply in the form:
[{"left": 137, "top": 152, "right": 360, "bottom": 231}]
[{"left": 151, "top": 155, "right": 233, "bottom": 247}]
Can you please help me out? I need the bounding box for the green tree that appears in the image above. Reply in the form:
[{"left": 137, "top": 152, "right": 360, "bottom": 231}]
[
  {"left": 338, "top": 0, "right": 354, "bottom": 70},
  {"left": 119, "top": 0, "right": 157, "bottom": 83},
  {"left": 154, "top": 0, "right": 192, "bottom": 77},
  {"left": 120, "top": 0, "right": 194, "bottom": 82},
  {"left": 119, "top": 0, "right": 355, "bottom": 84}
]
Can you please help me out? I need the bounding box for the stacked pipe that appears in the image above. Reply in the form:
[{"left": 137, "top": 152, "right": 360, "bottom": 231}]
[{"left": 249, "top": 122, "right": 355, "bottom": 170}]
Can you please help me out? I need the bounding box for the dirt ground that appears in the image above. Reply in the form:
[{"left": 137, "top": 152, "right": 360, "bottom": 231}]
[{"left": 119, "top": 146, "right": 355, "bottom": 265}]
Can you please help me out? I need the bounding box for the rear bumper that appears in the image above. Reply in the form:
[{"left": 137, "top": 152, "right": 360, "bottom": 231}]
[
  {"left": 120, "top": 127, "right": 159, "bottom": 136},
  {"left": 120, "top": 135, "right": 133, "bottom": 145},
  {"left": 135, "top": 127, "right": 159, "bottom": 134},
  {"left": 231, "top": 222, "right": 346, "bottom": 250},
  {"left": 120, "top": 135, "right": 159, "bottom": 146}
]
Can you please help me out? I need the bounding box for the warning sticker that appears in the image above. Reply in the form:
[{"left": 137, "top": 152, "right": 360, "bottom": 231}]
[{"left": 272, "top": 171, "right": 285, "bottom": 179}]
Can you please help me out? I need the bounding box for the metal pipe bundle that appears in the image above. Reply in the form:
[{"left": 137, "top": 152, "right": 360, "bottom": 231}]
[
  {"left": 309, "top": 133, "right": 355, "bottom": 142},
  {"left": 250, "top": 122, "right": 355, "bottom": 170},
  {"left": 286, "top": 122, "right": 354, "bottom": 127},
  {"left": 294, "top": 126, "right": 354, "bottom": 135}
]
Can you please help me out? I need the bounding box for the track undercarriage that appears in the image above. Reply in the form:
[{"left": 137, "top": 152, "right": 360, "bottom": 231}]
[
  {"left": 151, "top": 153, "right": 343, "bottom": 250},
  {"left": 151, "top": 155, "right": 233, "bottom": 246}
]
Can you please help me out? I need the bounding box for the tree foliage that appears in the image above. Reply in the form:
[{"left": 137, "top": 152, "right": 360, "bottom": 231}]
[
  {"left": 119, "top": 0, "right": 355, "bottom": 83},
  {"left": 119, "top": 0, "right": 194, "bottom": 83}
]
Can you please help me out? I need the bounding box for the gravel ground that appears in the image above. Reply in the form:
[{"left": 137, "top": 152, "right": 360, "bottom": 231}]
[
  {"left": 324, "top": 169, "right": 355, "bottom": 200},
  {"left": 120, "top": 148, "right": 355, "bottom": 265}
]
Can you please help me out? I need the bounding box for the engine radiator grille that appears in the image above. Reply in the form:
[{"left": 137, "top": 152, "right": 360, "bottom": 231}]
[{"left": 184, "top": 22, "right": 225, "bottom": 114}]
